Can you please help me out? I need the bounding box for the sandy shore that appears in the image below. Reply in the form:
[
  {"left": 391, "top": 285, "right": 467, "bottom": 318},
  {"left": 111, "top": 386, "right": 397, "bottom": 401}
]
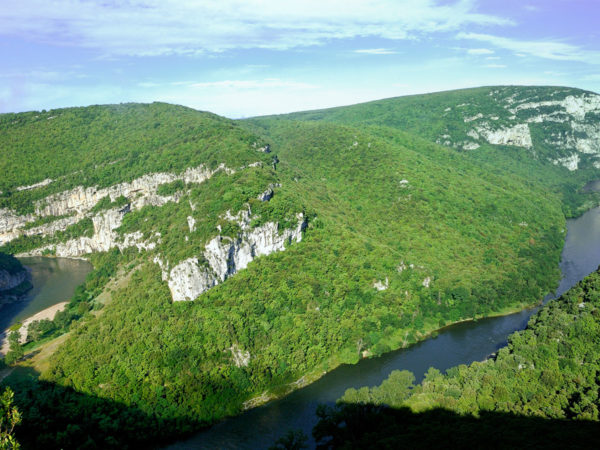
[{"left": 0, "top": 301, "right": 68, "bottom": 355}]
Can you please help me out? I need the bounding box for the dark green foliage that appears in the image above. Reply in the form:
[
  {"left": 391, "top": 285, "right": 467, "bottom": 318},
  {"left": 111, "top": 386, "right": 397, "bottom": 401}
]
[
  {"left": 316, "top": 267, "right": 600, "bottom": 447},
  {"left": 0, "top": 253, "right": 23, "bottom": 275},
  {"left": 156, "top": 180, "right": 185, "bottom": 196},
  {"left": 269, "top": 429, "right": 309, "bottom": 450},
  {"left": 0, "top": 387, "right": 21, "bottom": 450},
  {"left": 313, "top": 404, "right": 600, "bottom": 449},
  {"left": 5, "top": 369, "right": 188, "bottom": 449}
]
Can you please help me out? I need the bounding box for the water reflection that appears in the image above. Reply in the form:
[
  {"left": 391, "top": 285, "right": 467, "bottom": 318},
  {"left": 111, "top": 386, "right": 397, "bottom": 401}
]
[{"left": 0, "top": 257, "right": 91, "bottom": 333}]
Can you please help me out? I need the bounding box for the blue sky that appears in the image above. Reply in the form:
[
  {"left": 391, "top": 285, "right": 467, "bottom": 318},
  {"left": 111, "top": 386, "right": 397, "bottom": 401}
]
[{"left": 1, "top": 0, "right": 598, "bottom": 117}]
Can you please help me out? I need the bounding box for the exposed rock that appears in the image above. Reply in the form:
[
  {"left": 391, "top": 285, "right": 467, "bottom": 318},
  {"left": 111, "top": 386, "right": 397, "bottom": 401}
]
[
  {"left": 230, "top": 344, "right": 251, "bottom": 367},
  {"left": 0, "top": 268, "right": 29, "bottom": 292},
  {"left": 422, "top": 276, "right": 432, "bottom": 288},
  {"left": 163, "top": 211, "right": 307, "bottom": 301},
  {"left": 373, "top": 277, "right": 389, "bottom": 291},
  {"left": 16, "top": 178, "right": 53, "bottom": 191},
  {"left": 1, "top": 163, "right": 254, "bottom": 255},
  {"left": 187, "top": 216, "right": 196, "bottom": 232},
  {"left": 257, "top": 183, "right": 281, "bottom": 202},
  {"left": 475, "top": 123, "right": 532, "bottom": 148},
  {"left": 552, "top": 154, "right": 580, "bottom": 171}
]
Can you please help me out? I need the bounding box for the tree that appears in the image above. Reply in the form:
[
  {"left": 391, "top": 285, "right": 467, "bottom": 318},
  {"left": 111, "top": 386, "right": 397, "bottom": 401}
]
[
  {"left": 0, "top": 388, "right": 21, "bottom": 449},
  {"left": 4, "top": 332, "right": 23, "bottom": 366}
]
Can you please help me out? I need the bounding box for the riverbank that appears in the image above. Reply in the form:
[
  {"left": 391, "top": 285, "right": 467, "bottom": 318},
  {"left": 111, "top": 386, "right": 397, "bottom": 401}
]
[
  {"left": 240, "top": 298, "right": 541, "bottom": 412},
  {"left": 0, "top": 301, "right": 68, "bottom": 355}
]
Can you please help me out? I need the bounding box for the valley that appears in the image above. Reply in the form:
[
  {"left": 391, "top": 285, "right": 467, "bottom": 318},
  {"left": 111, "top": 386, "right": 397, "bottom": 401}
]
[{"left": 1, "top": 86, "right": 600, "bottom": 448}]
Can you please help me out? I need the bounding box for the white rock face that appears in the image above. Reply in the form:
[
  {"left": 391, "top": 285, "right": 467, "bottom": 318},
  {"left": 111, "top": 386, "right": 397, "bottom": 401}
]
[
  {"left": 34, "top": 164, "right": 228, "bottom": 218},
  {"left": 553, "top": 153, "right": 580, "bottom": 171},
  {"left": 187, "top": 216, "right": 196, "bottom": 232},
  {"left": 439, "top": 89, "right": 600, "bottom": 170},
  {"left": 164, "top": 211, "right": 307, "bottom": 301},
  {"left": 511, "top": 94, "right": 600, "bottom": 121},
  {"left": 230, "top": 344, "right": 251, "bottom": 367},
  {"left": 475, "top": 124, "right": 532, "bottom": 148},
  {"left": 373, "top": 278, "right": 389, "bottom": 291},
  {"left": 16, "top": 178, "right": 53, "bottom": 192},
  {"left": 166, "top": 258, "right": 218, "bottom": 302},
  {"left": 0, "top": 163, "right": 247, "bottom": 252}
]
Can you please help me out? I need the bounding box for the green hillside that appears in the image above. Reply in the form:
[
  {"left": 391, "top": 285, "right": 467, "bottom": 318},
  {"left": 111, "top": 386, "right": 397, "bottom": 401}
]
[
  {"left": 315, "top": 265, "right": 600, "bottom": 448},
  {"left": 254, "top": 85, "right": 600, "bottom": 216},
  {"left": 0, "top": 86, "right": 598, "bottom": 447}
]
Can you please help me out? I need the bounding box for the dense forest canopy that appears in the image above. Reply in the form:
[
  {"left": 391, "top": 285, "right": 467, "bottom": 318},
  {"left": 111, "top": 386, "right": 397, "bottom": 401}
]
[{"left": 314, "top": 266, "right": 600, "bottom": 448}]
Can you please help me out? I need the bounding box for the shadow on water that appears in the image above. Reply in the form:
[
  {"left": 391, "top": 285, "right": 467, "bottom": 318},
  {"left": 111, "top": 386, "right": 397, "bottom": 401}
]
[
  {"left": 4, "top": 367, "right": 598, "bottom": 450},
  {"left": 312, "top": 402, "right": 600, "bottom": 449}
]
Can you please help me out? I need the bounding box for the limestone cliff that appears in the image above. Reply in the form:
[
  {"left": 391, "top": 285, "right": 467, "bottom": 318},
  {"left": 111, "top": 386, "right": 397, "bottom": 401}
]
[
  {"left": 438, "top": 88, "right": 600, "bottom": 170},
  {"left": 0, "top": 163, "right": 239, "bottom": 250},
  {"left": 0, "top": 159, "right": 307, "bottom": 302},
  {"left": 158, "top": 209, "right": 307, "bottom": 302}
]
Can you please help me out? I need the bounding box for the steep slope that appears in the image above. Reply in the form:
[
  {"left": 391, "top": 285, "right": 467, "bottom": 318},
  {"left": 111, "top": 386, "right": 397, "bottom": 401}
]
[
  {"left": 0, "top": 88, "right": 591, "bottom": 446},
  {"left": 259, "top": 86, "right": 600, "bottom": 216},
  {"left": 315, "top": 266, "right": 600, "bottom": 448}
]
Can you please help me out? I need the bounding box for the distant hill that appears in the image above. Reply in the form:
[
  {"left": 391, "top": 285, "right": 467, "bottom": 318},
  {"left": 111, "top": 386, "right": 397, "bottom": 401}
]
[{"left": 251, "top": 85, "right": 600, "bottom": 216}]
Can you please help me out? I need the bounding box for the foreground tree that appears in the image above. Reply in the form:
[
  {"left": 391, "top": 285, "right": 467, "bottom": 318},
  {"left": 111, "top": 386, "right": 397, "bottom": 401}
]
[{"left": 0, "top": 388, "right": 21, "bottom": 449}]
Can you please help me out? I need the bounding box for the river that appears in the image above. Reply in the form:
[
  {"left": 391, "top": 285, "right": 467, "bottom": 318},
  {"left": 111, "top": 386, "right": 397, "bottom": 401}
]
[
  {"left": 170, "top": 206, "right": 600, "bottom": 449},
  {"left": 0, "top": 257, "right": 92, "bottom": 332}
]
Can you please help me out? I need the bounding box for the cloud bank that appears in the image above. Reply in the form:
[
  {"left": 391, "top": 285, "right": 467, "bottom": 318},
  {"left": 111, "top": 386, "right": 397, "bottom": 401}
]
[{"left": 1, "top": 0, "right": 510, "bottom": 56}]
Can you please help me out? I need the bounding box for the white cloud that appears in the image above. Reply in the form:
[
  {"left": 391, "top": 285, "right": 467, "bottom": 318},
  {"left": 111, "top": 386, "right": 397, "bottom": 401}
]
[
  {"left": 188, "top": 79, "right": 318, "bottom": 90},
  {"left": 467, "top": 48, "right": 494, "bottom": 55},
  {"left": 354, "top": 48, "right": 398, "bottom": 55},
  {"left": 484, "top": 64, "right": 506, "bottom": 68},
  {"left": 0, "top": 1, "right": 511, "bottom": 56},
  {"left": 457, "top": 32, "right": 600, "bottom": 64}
]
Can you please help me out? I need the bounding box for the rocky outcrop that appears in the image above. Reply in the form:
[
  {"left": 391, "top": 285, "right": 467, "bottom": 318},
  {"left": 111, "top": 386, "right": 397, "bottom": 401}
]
[
  {"left": 16, "top": 178, "right": 53, "bottom": 192},
  {"left": 1, "top": 163, "right": 248, "bottom": 253},
  {"left": 440, "top": 88, "right": 600, "bottom": 169},
  {"left": 230, "top": 344, "right": 251, "bottom": 367},
  {"left": 373, "top": 278, "right": 389, "bottom": 291},
  {"left": 161, "top": 210, "right": 307, "bottom": 301},
  {"left": 23, "top": 208, "right": 160, "bottom": 257},
  {"left": 0, "top": 267, "right": 31, "bottom": 305},
  {"left": 474, "top": 123, "right": 532, "bottom": 148},
  {"left": 34, "top": 164, "right": 231, "bottom": 218}
]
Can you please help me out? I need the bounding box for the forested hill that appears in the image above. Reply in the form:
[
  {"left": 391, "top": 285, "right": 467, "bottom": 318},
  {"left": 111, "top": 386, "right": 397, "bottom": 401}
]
[
  {"left": 314, "top": 265, "right": 600, "bottom": 448},
  {"left": 0, "top": 87, "right": 598, "bottom": 447},
  {"left": 248, "top": 85, "right": 600, "bottom": 216}
]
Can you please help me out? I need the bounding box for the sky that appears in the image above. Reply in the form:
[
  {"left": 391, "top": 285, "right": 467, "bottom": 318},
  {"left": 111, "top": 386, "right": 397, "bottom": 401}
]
[{"left": 1, "top": 0, "right": 599, "bottom": 117}]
